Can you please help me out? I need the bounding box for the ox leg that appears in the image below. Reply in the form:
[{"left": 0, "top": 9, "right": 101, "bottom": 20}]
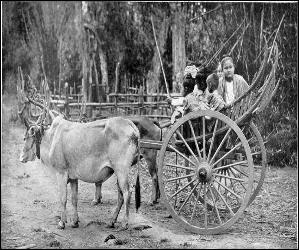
[
  {"left": 116, "top": 174, "right": 130, "bottom": 230},
  {"left": 143, "top": 149, "right": 160, "bottom": 205},
  {"left": 91, "top": 182, "right": 102, "bottom": 206},
  {"left": 106, "top": 180, "right": 124, "bottom": 228},
  {"left": 70, "top": 179, "right": 79, "bottom": 228},
  {"left": 56, "top": 172, "right": 68, "bottom": 229}
]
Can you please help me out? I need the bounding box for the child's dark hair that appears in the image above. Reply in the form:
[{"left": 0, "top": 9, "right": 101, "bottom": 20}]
[
  {"left": 195, "top": 66, "right": 213, "bottom": 91},
  {"left": 206, "top": 73, "right": 219, "bottom": 92},
  {"left": 182, "top": 76, "right": 195, "bottom": 94}
]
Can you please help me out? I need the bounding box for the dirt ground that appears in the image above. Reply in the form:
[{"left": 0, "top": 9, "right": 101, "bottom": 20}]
[{"left": 1, "top": 94, "right": 297, "bottom": 249}]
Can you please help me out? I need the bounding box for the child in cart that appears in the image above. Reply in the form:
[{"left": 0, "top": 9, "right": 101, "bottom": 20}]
[{"left": 166, "top": 65, "right": 226, "bottom": 124}]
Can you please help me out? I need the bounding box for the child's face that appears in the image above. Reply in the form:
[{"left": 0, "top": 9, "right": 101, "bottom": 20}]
[
  {"left": 222, "top": 59, "right": 235, "bottom": 79},
  {"left": 217, "top": 64, "right": 223, "bottom": 78}
]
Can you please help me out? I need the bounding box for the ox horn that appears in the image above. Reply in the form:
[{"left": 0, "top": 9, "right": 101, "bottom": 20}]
[{"left": 27, "top": 97, "right": 55, "bottom": 125}]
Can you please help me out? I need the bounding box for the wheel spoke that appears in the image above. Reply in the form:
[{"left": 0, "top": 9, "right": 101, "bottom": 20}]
[
  {"left": 170, "top": 178, "right": 197, "bottom": 199},
  {"left": 211, "top": 182, "right": 235, "bottom": 216},
  {"left": 226, "top": 169, "right": 239, "bottom": 197},
  {"left": 213, "top": 178, "right": 243, "bottom": 201},
  {"left": 227, "top": 167, "right": 247, "bottom": 191},
  {"left": 207, "top": 119, "right": 219, "bottom": 162},
  {"left": 209, "top": 128, "right": 232, "bottom": 165},
  {"left": 177, "top": 181, "right": 200, "bottom": 215},
  {"left": 212, "top": 160, "right": 248, "bottom": 171},
  {"left": 166, "top": 163, "right": 195, "bottom": 171},
  {"left": 166, "top": 173, "right": 195, "bottom": 183},
  {"left": 168, "top": 145, "right": 197, "bottom": 167},
  {"left": 230, "top": 165, "right": 249, "bottom": 178},
  {"left": 211, "top": 141, "right": 243, "bottom": 168},
  {"left": 207, "top": 184, "right": 222, "bottom": 224},
  {"left": 176, "top": 130, "right": 200, "bottom": 164},
  {"left": 188, "top": 120, "right": 203, "bottom": 161},
  {"left": 202, "top": 116, "right": 206, "bottom": 161},
  {"left": 204, "top": 183, "right": 208, "bottom": 229},
  {"left": 190, "top": 183, "right": 203, "bottom": 222},
  {"left": 213, "top": 173, "right": 247, "bottom": 182}
]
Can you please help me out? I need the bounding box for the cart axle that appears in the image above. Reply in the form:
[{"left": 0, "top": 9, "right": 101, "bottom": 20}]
[{"left": 197, "top": 162, "right": 212, "bottom": 182}]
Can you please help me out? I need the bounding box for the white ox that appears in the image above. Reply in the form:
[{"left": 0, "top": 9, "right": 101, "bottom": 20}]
[{"left": 19, "top": 109, "right": 140, "bottom": 230}]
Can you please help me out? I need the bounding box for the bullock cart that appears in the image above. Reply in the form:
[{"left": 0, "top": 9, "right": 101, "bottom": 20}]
[
  {"left": 20, "top": 40, "right": 279, "bottom": 235},
  {"left": 138, "top": 42, "right": 280, "bottom": 235}
]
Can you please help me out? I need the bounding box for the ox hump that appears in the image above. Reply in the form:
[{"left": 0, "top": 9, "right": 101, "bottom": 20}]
[{"left": 105, "top": 117, "right": 140, "bottom": 145}]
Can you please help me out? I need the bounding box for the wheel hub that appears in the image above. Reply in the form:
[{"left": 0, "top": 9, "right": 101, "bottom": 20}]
[{"left": 196, "top": 162, "right": 213, "bottom": 182}]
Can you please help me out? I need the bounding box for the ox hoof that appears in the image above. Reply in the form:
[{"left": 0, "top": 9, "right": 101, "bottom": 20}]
[
  {"left": 57, "top": 221, "right": 65, "bottom": 230},
  {"left": 106, "top": 222, "right": 115, "bottom": 228},
  {"left": 71, "top": 221, "right": 79, "bottom": 228},
  {"left": 91, "top": 199, "right": 101, "bottom": 206}
]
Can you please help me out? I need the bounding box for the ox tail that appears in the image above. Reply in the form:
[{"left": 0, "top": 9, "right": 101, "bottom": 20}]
[
  {"left": 135, "top": 143, "right": 141, "bottom": 212},
  {"left": 135, "top": 171, "right": 141, "bottom": 212}
]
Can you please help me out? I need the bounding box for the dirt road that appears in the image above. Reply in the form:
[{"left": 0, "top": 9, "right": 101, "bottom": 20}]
[{"left": 1, "top": 95, "right": 297, "bottom": 249}]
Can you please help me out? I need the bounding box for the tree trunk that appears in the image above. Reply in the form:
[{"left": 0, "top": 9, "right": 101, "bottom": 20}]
[
  {"left": 114, "top": 52, "right": 124, "bottom": 93},
  {"left": 171, "top": 2, "right": 186, "bottom": 93},
  {"left": 93, "top": 55, "right": 101, "bottom": 102},
  {"left": 81, "top": 2, "right": 88, "bottom": 115},
  {"left": 98, "top": 45, "right": 108, "bottom": 98},
  {"left": 146, "top": 17, "right": 170, "bottom": 101}
]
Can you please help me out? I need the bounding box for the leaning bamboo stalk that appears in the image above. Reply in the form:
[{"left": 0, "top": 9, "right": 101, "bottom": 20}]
[
  {"left": 151, "top": 15, "right": 170, "bottom": 97},
  {"left": 259, "top": 7, "right": 264, "bottom": 57},
  {"left": 205, "top": 19, "right": 245, "bottom": 66},
  {"left": 229, "top": 21, "right": 249, "bottom": 56},
  {"left": 268, "top": 13, "right": 285, "bottom": 63}
]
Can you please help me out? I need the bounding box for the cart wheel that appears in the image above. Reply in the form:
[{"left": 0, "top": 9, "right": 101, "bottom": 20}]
[
  {"left": 191, "top": 121, "right": 267, "bottom": 211},
  {"left": 158, "top": 110, "right": 254, "bottom": 234},
  {"left": 241, "top": 122, "right": 266, "bottom": 206}
]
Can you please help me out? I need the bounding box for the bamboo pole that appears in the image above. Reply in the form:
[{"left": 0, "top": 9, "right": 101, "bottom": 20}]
[
  {"left": 151, "top": 15, "right": 170, "bottom": 97},
  {"left": 267, "top": 13, "right": 285, "bottom": 63}
]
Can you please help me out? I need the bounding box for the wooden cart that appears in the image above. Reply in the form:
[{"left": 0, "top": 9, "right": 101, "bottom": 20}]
[
  {"left": 140, "top": 41, "right": 280, "bottom": 234},
  {"left": 21, "top": 39, "right": 280, "bottom": 235}
]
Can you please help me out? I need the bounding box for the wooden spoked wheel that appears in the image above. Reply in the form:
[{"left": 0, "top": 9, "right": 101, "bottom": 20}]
[
  {"left": 191, "top": 121, "right": 267, "bottom": 211},
  {"left": 241, "top": 122, "right": 267, "bottom": 206},
  {"left": 157, "top": 110, "right": 254, "bottom": 235}
]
